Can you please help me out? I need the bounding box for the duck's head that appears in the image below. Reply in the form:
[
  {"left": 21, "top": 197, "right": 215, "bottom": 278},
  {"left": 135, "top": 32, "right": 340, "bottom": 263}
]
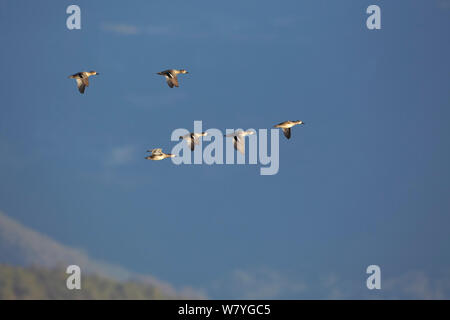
[
  {"left": 201, "top": 132, "right": 208, "bottom": 136},
  {"left": 296, "top": 120, "right": 304, "bottom": 125},
  {"left": 89, "top": 70, "right": 100, "bottom": 76},
  {"left": 179, "top": 136, "right": 184, "bottom": 140},
  {"left": 167, "top": 154, "right": 176, "bottom": 158},
  {"left": 179, "top": 69, "right": 189, "bottom": 74}
]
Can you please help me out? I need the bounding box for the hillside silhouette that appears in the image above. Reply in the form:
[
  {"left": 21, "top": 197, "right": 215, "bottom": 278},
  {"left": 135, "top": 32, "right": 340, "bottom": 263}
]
[{"left": 0, "top": 211, "right": 202, "bottom": 299}]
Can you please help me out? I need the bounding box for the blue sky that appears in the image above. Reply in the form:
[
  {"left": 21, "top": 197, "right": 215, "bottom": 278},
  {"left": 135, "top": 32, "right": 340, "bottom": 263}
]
[{"left": 1, "top": 0, "right": 450, "bottom": 298}]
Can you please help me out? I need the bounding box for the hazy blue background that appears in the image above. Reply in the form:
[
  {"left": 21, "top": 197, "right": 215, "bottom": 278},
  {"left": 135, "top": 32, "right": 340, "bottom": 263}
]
[{"left": 1, "top": 0, "right": 449, "bottom": 298}]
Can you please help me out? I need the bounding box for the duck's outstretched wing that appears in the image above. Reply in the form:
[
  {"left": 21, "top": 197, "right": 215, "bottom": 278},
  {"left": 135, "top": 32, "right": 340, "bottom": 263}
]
[
  {"left": 166, "top": 76, "right": 179, "bottom": 88},
  {"left": 151, "top": 148, "right": 163, "bottom": 155},
  {"left": 166, "top": 78, "right": 174, "bottom": 88},
  {"left": 184, "top": 137, "right": 195, "bottom": 151},
  {"left": 76, "top": 79, "right": 86, "bottom": 94},
  {"left": 233, "top": 136, "right": 245, "bottom": 155},
  {"left": 225, "top": 130, "right": 244, "bottom": 138},
  {"left": 81, "top": 76, "right": 89, "bottom": 87},
  {"left": 282, "top": 128, "right": 291, "bottom": 139},
  {"left": 186, "top": 134, "right": 203, "bottom": 151},
  {"left": 158, "top": 70, "right": 172, "bottom": 77},
  {"left": 192, "top": 133, "right": 203, "bottom": 145},
  {"left": 69, "top": 72, "right": 82, "bottom": 79},
  {"left": 158, "top": 70, "right": 178, "bottom": 88}
]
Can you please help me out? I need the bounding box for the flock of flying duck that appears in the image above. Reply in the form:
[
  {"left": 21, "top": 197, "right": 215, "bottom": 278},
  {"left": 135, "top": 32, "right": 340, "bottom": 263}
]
[{"left": 68, "top": 69, "right": 305, "bottom": 160}]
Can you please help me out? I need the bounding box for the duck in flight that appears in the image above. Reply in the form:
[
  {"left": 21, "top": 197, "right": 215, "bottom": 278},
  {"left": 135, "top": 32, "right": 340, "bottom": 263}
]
[
  {"left": 179, "top": 132, "right": 208, "bottom": 151},
  {"left": 224, "top": 130, "right": 255, "bottom": 155},
  {"left": 274, "top": 120, "right": 304, "bottom": 139},
  {"left": 157, "top": 69, "right": 189, "bottom": 88},
  {"left": 68, "top": 71, "right": 99, "bottom": 94},
  {"left": 145, "top": 148, "right": 176, "bottom": 161}
]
